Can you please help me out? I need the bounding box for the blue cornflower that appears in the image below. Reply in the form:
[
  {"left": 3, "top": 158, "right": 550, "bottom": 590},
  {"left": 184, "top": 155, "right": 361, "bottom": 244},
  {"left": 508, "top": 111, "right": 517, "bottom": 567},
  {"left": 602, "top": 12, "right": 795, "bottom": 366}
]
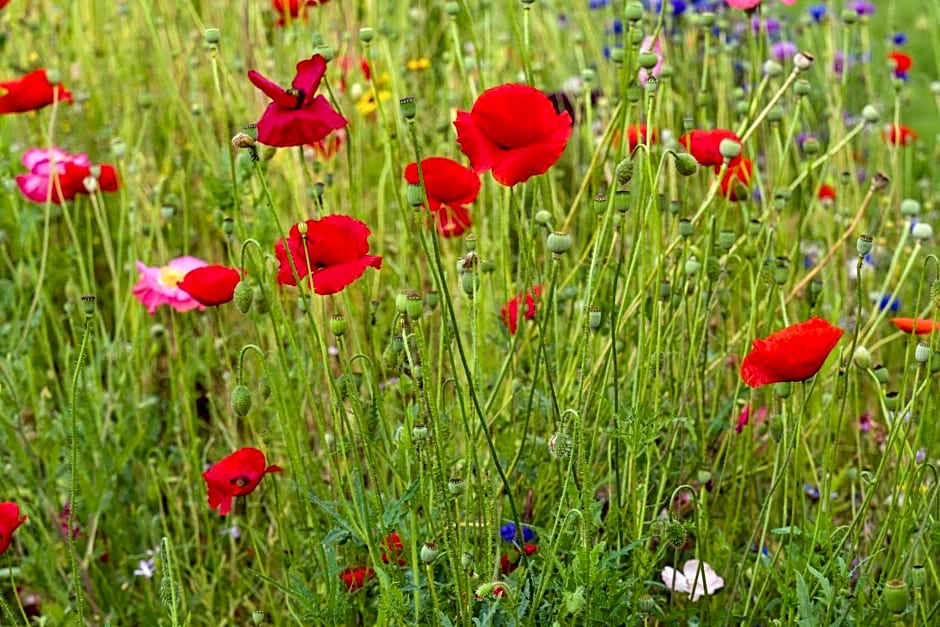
[
  {"left": 808, "top": 5, "right": 826, "bottom": 22},
  {"left": 500, "top": 522, "right": 535, "bottom": 545},
  {"left": 609, "top": 19, "right": 624, "bottom": 36},
  {"left": 879, "top": 294, "right": 901, "bottom": 313},
  {"left": 803, "top": 483, "right": 821, "bottom": 503},
  {"left": 892, "top": 32, "right": 908, "bottom": 45},
  {"left": 589, "top": 0, "right": 610, "bottom": 9}
]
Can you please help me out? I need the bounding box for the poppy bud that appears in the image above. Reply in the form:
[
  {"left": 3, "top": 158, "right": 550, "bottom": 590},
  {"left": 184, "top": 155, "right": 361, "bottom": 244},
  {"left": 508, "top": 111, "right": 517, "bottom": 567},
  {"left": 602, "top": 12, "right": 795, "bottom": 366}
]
[
  {"left": 548, "top": 432, "right": 571, "bottom": 459},
  {"left": 404, "top": 185, "right": 427, "bottom": 212},
  {"left": 461, "top": 552, "right": 474, "bottom": 569},
  {"left": 774, "top": 381, "right": 792, "bottom": 399},
  {"left": 859, "top": 105, "right": 880, "bottom": 124},
  {"left": 911, "top": 223, "right": 933, "bottom": 242},
  {"left": 915, "top": 342, "right": 930, "bottom": 365},
  {"left": 234, "top": 281, "right": 253, "bottom": 313},
  {"left": 932, "top": 279, "right": 940, "bottom": 309},
  {"left": 769, "top": 416, "right": 784, "bottom": 442},
  {"left": 81, "top": 295, "right": 96, "bottom": 317},
  {"left": 534, "top": 210, "right": 552, "bottom": 226},
  {"left": 856, "top": 234, "right": 873, "bottom": 257},
  {"left": 664, "top": 520, "right": 687, "bottom": 548},
  {"left": 547, "top": 231, "right": 572, "bottom": 256},
  {"left": 420, "top": 542, "right": 440, "bottom": 564},
  {"left": 718, "top": 230, "right": 735, "bottom": 250},
  {"left": 678, "top": 219, "right": 693, "bottom": 238},
  {"left": 613, "top": 191, "right": 631, "bottom": 213},
  {"left": 231, "top": 385, "right": 252, "bottom": 417},
  {"left": 253, "top": 287, "right": 269, "bottom": 315},
  {"left": 448, "top": 478, "right": 466, "bottom": 496},
  {"left": 674, "top": 153, "right": 698, "bottom": 176},
  {"left": 793, "top": 51, "right": 814, "bottom": 71},
  {"left": 624, "top": 2, "right": 643, "bottom": 21},
  {"left": 705, "top": 257, "right": 719, "bottom": 281},
  {"left": 883, "top": 580, "right": 908, "bottom": 614},
  {"left": 616, "top": 158, "right": 635, "bottom": 185},
  {"left": 900, "top": 199, "right": 920, "bottom": 216},
  {"left": 400, "top": 96, "right": 417, "bottom": 121},
  {"left": 853, "top": 346, "right": 872, "bottom": 369},
  {"left": 359, "top": 27, "right": 375, "bottom": 43},
  {"left": 204, "top": 28, "right": 221, "bottom": 45},
  {"left": 259, "top": 374, "right": 272, "bottom": 400},
  {"left": 719, "top": 139, "right": 741, "bottom": 161}
]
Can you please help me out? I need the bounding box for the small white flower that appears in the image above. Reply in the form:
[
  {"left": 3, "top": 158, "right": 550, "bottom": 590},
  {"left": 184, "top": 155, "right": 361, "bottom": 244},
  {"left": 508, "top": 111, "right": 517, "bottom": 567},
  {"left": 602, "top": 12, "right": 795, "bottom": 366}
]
[{"left": 661, "top": 559, "right": 724, "bottom": 601}]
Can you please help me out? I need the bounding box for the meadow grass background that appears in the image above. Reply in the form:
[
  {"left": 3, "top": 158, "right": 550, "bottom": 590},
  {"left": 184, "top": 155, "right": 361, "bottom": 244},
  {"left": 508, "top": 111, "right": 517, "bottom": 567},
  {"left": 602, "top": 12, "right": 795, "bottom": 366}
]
[{"left": 1, "top": 0, "right": 940, "bottom": 625}]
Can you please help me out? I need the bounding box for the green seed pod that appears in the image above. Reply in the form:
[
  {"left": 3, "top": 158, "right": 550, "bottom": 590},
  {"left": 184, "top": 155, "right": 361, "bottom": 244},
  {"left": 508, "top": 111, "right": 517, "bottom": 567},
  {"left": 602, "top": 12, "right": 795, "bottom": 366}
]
[
  {"left": 883, "top": 580, "right": 909, "bottom": 614},
  {"left": 884, "top": 391, "right": 899, "bottom": 411},
  {"left": 231, "top": 385, "right": 252, "bottom": 417},
  {"left": 534, "top": 210, "right": 552, "bottom": 226},
  {"left": 718, "top": 230, "right": 735, "bottom": 250},
  {"left": 204, "top": 28, "right": 221, "bottom": 45},
  {"left": 547, "top": 231, "right": 572, "bottom": 255},
  {"left": 406, "top": 183, "right": 425, "bottom": 207},
  {"left": 330, "top": 314, "right": 347, "bottom": 337},
  {"left": 588, "top": 307, "right": 602, "bottom": 332},
  {"left": 448, "top": 478, "right": 466, "bottom": 496},
  {"left": 914, "top": 343, "right": 930, "bottom": 365},
  {"left": 678, "top": 219, "right": 694, "bottom": 238},
  {"left": 857, "top": 234, "right": 873, "bottom": 256},
  {"left": 638, "top": 52, "right": 659, "bottom": 70},
  {"left": 592, "top": 192, "right": 608, "bottom": 215},
  {"left": 420, "top": 542, "right": 440, "bottom": 564},
  {"left": 613, "top": 190, "right": 631, "bottom": 213}
]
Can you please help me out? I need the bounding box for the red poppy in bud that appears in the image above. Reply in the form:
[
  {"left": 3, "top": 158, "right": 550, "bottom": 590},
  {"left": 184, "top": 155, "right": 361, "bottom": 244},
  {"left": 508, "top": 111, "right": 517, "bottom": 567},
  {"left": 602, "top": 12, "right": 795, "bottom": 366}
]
[
  {"left": 679, "top": 128, "right": 742, "bottom": 170},
  {"left": 817, "top": 184, "right": 836, "bottom": 205},
  {"left": 500, "top": 285, "right": 543, "bottom": 335},
  {"left": 890, "top": 317, "right": 940, "bottom": 335},
  {"left": 0, "top": 69, "right": 73, "bottom": 114},
  {"left": 720, "top": 157, "right": 753, "bottom": 201},
  {"left": 613, "top": 124, "right": 657, "bottom": 152},
  {"left": 887, "top": 51, "right": 912, "bottom": 78},
  {"left": 404, "top": 157, "right": 481, "bottom": 238},
  {"left": 884, "top": 124, "right": 917, "bottom": 146},
  {"left": 339, "top": 566, "right": 375, "bottom": 591},
  {"left": 455, "top": 84, "right": 572, "bottom": 186},
  {"left": 740, "top": 317, "right": 844, "bottom": 387},
  {"left": 500, "top": 543, "right": 538, "bottom": 575},
  {"left": 0, "top": 502, "right": 27, "bottom": 555},
  {"left": 275, "top": 215, "right": 383, "bottom": 294},
  {"left": 380, "top": 532, "right": 406, "bottom": 566},
  {"left": 178, "top": 266, "right": 244, "bottom": 307},
  {"left": 272, "top": 0, "right": 327, "bottom": 23},
  {"left": 203, "top": 448, "right": 282, "bottom": 516},
  {"left": 248, "top": 54, "right": 347, "bottom": 148}
]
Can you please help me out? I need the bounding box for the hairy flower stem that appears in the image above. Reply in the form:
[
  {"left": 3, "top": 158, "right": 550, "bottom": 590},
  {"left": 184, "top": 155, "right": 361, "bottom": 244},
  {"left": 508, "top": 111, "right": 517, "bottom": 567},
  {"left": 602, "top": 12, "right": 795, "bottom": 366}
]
[
  {"left": 405, "top": 118, "right": 527, "bottom": 570},
  {"left": 67, "top": 307, "right": 93, "bottom": 625}
]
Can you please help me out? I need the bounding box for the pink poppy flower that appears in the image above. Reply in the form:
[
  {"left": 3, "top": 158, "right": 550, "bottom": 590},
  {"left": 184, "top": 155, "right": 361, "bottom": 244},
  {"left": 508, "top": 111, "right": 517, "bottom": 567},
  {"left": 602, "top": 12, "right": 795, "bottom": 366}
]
[
  {"left": 132, "top": 256, "right": 209, "bottom": 314},
  {"left": 16, "top": 147, "right": 119, "bottom": 204},
  {"left": 726, "top": 0, "right": 795, "bottom": 9}
]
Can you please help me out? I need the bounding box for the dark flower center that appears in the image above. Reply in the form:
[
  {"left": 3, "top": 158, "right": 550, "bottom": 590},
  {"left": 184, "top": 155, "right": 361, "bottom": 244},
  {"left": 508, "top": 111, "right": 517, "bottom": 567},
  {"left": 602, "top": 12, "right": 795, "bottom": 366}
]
[
  {"left": 230, "top": 475, "right": 250, "bottom": 488},
  {"left": 285, "top": 88, "right": 306, "bottom": 109}
]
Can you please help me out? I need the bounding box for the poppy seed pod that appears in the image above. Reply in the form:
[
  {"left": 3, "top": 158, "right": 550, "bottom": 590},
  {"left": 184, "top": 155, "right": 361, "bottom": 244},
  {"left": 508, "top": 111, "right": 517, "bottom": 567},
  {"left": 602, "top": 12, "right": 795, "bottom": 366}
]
[
  {"left": 872, "top": 364, "right": 889, "bottom": 384},
  {"left": 911, "top": 223, "right": 932, "bottom": 242},
  {"left": 534, "top": 210, "right": 552, "bottom": 226},
  {"left": 81, "top": 295, "right": 97, "bottom": 317},
  {"left": 204, "top": 28, "right": 221, "bottom": 45},
  {"left": 592, "top": 192, "right": 608, "bottom": 215},
  {"left": 915, "top": 342, "right": 930, "bottom": 365},
  {"left": 613, "top": 190, "right": 631, "bottom": 213},
  {"left": 231, "top": 385, "right": 252, "bottom": 417},
  {"left": 406, "top": 293, "right": 423, "bottom": 319},
  {"left": 718, "top": 230, "right": 735, "bottom": 251},
  {"left": 678, "top": 219, "right": 693, "bottom": 238},
  {"left": 912, "top": 565, "right": 926, "bottom": 589},
  {"left": 884, "top": 391, "right": 899, "bottom": 411},
  {"left": 547, "top": 231, "right": 572, "bottom": 255},
  {"left": 359, "top": 27, "right": 375, "bottom": 43},
  {"left": 793, "top": 79, "right": 811, "bottom": 97},
  {"left": 412, "top": 424, "right": 429, "bottom": 441},
  {"left": 900, "top": 199, "right": 920, "bottom": 216},
  {"left": 448, "top": 478, "right": 466, "bottom": 496},
  {"left": 774, "top": 381, "right": 791, "bottom": 398},
  {"left": 763, "top": 60, "right": 783, "bottom": 77},
  {"left": 793, "top": 51, "right": 814, "bottom": 71},
  {"left": 638, "top": 595, "right": 655, "bottom": 614},
  {"left": 330, "top": 314, "right": 347, "bottom": 337},
  {"left": 589, "top": 307, "right": 602, "bottom": 332},
  {"left": 638, "top": 52, "right": 659, "bottom": 70},
  {"left": 624, "top": 2, "right": 643, "bottom": 21},
  {"left": 857, "top": 234, "right": 874, "bottom": 256},
  {"left": 718, "top": 139, "right": 741, "bottom": 161},
  {"left": 883, "top": 580, "right": 908, "bottom": 614},
  {"left": 674, "top": 153, "right": 698, "bottom": 176},
  {"left": 399, "top": 96, "right": 416, "bottom": 120},
  {"left": 420, "top": 542, "right": 440, "bottom": 564}
]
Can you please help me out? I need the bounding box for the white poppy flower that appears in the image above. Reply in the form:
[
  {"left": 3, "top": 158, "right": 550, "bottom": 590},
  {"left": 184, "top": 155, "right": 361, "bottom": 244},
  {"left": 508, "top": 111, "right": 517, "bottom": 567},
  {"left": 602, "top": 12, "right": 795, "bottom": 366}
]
[{"left": 661, "top": 559, "right": 724, "bottom": 601}]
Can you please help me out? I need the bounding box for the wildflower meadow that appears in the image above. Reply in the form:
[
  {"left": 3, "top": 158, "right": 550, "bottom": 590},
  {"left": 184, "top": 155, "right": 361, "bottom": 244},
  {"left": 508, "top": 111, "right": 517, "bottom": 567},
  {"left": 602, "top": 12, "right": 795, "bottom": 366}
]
[{"left": 2, "top": 0, "right": 940, "bottom": 624}]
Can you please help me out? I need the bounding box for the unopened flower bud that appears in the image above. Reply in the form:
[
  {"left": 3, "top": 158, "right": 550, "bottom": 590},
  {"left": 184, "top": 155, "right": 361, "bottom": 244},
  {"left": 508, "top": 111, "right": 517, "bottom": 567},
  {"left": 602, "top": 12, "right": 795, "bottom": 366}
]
[
  {"left": 547, "top": 231, "right": 572, "bottom": 255},
  {"left": 548, "top": 432, "right": 571, "bottom": 459},
  {"left": 769, "top": 415, "right": 784, "bottom": 441},
  {"left": 853, "top": 346, "right": 872, "bottom": 369},
  {"left": 674, "top": 152, "right": 698, "bottom": 176},
  {"left": 793, "top": 51, "right": 814, "bottom": 71},
  {"left": 719, "top": 138, "right": 741, "bottom": 160},
  {"left": 911, "top": 222, "right": 932, "bottom": 242},
  {"left": 258, "top": 374, "right": 272, "bottom": 400},
  {"left": 253, "top": 286, "right": 269, "bottom": 315},
  {"left": 883, "top": 579, "right": 908, "bottom": 614},
  {"left": 231, "top": 385, "right": 252, "bottom": 417},
  {"left": 932, "top": 279, "right": 940, "bottom": 309},
  {"left": 420, "top": 542, "right": 440, "bottom": 564},
  {"left": 234, "top": 281, "right": 253, "bottom": 313},
  {"left": 774, "top": 381, "right": 792, "bottom": 399},
  {"left": 460, "top": 272, "right": 480, "bottom": 297},
  {"left": 857, "top": 234, "right": 873, "bottom": 256},
  {"left": 616, "top": 157, "right": 635, "bottom": 185}
]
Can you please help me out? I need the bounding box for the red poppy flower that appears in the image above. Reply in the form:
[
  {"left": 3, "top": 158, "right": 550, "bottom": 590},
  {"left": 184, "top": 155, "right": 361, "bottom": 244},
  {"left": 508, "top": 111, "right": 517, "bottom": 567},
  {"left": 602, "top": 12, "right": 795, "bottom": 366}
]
[
  {"left": 272, "top": 0, "right": 327, "bottom": 23},
  {"left": 500, "top": 543, "right": 538, "bottom": 575},
  {"left": 679, "top": 128, "right": 742, "bottom": 170},
  {"left": 890, "top": 317, "right": 940, "bottom": 335},
  {"left": 613, "top": 124, "right": 657, "bottom": 152},
  {"left": 404, "top": 157, "right": 481, "bottom": 237},
  {"left": 817, "top": 184, "right": 836, "bottom": 205},
  {"left": 888, "top": 51, "right": 912, "bottom": 77},
  {"left": 202, "top": 448, "right": 282, "bottom": 516},
  {"left": 178, "top": 266, "right": 244, "bottom": 307},
  {"left": 884, "top": 124, "right": 917, "bottom": 146},
  {"left": 0, "top": 69, "right": 73, "bottom": 114},
  {"left": 501, "top": 285, "right": 542, "bottom": 335},
  {"left": 248, "top": 54, "right": 347, "bottom": 148},
  {"left": 740, "top": 317, "right": 844, "bottom": 387},
  {"left": 339, "top": 566, "right": 375, "bottom": 590},
  {"left": 720, "top": 157, "right": 753, "bottom": 201},
  {"left": 275, "top": 215, "right": 383, "bottom": 294},
  {"left": 455, "top": 84, "right": 572, "bottom": 186},
  {"left": 380, "top": 532, "right": 406, "bottom": 566},
  {"left": 0, "top": 502, "right": 27, "bottom": 555},
  {"left": 15, "top": 147, "right": 119, "bottom": 204}
]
